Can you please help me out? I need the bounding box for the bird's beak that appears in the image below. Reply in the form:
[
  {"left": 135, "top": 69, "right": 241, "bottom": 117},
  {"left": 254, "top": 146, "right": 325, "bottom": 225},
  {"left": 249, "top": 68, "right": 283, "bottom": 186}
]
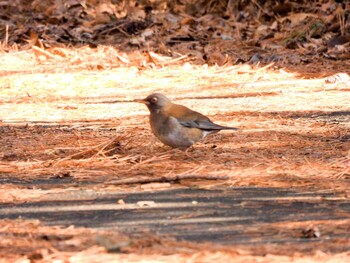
[{"left": 133, "top": 98, "right": 150, "bottom": 105}]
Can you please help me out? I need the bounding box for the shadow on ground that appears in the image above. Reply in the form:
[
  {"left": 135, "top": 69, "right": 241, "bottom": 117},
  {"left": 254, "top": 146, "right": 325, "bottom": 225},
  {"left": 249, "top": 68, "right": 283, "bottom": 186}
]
[{"left": 1, "top": 187, "right": 350, "bottom": 255}]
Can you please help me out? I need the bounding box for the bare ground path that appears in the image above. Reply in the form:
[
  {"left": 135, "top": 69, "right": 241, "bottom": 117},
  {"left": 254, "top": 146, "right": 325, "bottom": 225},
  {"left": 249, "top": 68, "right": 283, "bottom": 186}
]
[{"left": 1, "top": 186, "right": 350, "bottom": 255}]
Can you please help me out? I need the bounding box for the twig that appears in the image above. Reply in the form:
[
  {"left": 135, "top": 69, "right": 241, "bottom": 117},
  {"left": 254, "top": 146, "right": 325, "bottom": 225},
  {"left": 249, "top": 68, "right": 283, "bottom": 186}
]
[
  {"left": 32, "top": 46, "right": 62, "bottom": 60},
  {"left": 109, "top": 174, "right": 229, "bottom": 185},
  {"left": 4, "top": 24, "right": 9, "bottom": 48}
]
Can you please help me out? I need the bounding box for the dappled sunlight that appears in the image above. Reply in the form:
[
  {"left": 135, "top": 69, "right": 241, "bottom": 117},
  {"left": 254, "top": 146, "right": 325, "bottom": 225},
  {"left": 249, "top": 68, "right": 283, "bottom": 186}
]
[{"left": 1, "top": 49, "right": 349, "bottom": 124}]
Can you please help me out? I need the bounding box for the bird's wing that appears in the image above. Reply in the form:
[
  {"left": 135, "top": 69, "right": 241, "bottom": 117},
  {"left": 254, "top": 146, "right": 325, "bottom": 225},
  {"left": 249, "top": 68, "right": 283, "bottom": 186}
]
[
  {"left": 179, "top": 119, "right": 237, "bottom": 130},
  {"left": 168, "top": 104, "right": 237, "bottom": 131}
]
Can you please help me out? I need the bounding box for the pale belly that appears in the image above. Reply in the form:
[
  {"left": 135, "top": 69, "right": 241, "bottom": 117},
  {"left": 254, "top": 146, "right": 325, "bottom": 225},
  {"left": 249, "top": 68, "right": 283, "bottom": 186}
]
[
  {"left": 157, "top": 128, "right": 199, "bottom": 148},
  {"left": 151, "top": 116, "right": 208, "bottom": 148}
]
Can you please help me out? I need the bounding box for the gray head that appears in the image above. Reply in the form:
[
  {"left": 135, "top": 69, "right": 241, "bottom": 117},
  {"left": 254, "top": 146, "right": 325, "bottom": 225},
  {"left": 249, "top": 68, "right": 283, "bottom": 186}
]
[{"left": 134, "top": 93, "right": 172, "bottom": 112}]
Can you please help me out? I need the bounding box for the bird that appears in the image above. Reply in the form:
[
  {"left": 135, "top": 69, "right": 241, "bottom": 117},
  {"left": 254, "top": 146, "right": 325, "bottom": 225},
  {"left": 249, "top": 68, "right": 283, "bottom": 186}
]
[{"left": 134, "top": 93, "right": 237, "bottom": 149}]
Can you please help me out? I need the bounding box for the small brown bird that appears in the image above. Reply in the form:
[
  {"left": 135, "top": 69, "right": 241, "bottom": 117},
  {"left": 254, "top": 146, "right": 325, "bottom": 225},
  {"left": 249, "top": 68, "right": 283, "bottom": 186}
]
[{"left": 134, "top": 93, "right": 237, "bottom": 149}]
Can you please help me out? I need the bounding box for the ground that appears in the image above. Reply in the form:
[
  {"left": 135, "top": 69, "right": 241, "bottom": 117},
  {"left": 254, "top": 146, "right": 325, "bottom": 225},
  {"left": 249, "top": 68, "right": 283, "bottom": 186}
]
[
  {"left": 0, "top": 48, "right": 350, "bottom": 262},
  {"left": 2, "top": 1, "right": 350, "bottom": 261}
]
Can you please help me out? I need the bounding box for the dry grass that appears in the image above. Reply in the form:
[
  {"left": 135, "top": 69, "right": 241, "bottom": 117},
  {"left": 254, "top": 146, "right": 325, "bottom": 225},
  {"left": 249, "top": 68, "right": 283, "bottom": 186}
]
[
  {"left": 1, "top": 49, "right": 349, "bottom": 189},
  {"left": 1, "top": 48, "right": 350, "bottom": 261}
]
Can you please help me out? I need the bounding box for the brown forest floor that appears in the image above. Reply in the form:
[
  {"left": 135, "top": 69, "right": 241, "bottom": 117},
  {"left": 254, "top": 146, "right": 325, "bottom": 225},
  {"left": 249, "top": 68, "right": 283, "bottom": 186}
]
[{"left": 1, "top": 1, "right": 350, "bottom": 261}]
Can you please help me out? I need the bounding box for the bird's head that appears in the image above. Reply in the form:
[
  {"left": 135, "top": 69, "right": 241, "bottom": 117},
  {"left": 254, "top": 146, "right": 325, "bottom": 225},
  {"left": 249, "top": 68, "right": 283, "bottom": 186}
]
[{"left": 134, "top": 93, "right": 171, "bottom": 112}]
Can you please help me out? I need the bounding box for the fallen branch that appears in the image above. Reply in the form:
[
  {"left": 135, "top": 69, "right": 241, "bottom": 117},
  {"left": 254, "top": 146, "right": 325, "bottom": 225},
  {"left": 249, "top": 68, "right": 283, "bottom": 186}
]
[
  {"left": 108, "top": 174, "right": 229, "bottom": 185},
  {"left": 32, "top": 46, "right": 62, "bottom": 60}
]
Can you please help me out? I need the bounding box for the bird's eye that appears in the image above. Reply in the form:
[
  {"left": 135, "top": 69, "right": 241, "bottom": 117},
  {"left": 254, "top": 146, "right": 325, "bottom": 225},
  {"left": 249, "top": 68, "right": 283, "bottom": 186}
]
[{"left": 150, "top": 97, "right": 158, "bottom": 103}]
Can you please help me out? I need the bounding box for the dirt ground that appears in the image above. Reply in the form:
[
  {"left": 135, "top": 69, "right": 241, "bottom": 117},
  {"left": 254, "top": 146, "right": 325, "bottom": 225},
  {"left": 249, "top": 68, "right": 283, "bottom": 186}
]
[{"left": 0, "top": 49, "right": 350, "bottom": 262}]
